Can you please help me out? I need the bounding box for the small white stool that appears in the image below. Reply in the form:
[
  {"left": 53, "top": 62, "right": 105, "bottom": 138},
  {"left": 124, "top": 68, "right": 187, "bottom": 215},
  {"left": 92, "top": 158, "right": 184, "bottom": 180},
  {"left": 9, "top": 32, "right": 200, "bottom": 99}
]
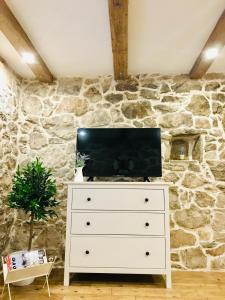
[{"left": 1, "top": 254, "right": 56, "bottom": 300}]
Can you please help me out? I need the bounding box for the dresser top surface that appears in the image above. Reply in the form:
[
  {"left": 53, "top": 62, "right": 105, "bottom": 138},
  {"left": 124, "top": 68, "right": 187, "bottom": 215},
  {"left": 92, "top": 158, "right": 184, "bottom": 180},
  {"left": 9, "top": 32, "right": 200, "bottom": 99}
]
[{"left": 66, "top": 182, "right": 172, "bottom": 186}]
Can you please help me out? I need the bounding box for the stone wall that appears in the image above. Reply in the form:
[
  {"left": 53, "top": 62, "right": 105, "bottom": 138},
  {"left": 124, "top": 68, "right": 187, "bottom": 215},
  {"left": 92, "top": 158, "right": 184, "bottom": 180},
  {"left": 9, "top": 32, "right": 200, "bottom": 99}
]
[
  {"left": 1, "top": 70, "right": 225, "bottom": 270},
  {"left": 0, "top": 62, "right": 19, "bottom": 256}
]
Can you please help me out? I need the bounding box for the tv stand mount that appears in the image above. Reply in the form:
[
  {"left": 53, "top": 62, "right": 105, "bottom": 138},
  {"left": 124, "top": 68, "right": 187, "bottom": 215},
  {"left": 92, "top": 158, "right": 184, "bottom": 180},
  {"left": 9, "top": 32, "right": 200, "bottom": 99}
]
[
  {"left": 87, "top": 177, "right": 150, "bottom": 182},
  {"left": 144, "top": 177, "right": 150, "bottom": 182},
  {"left": 87, "top": 177, "right": 94, "bottom": 182}
]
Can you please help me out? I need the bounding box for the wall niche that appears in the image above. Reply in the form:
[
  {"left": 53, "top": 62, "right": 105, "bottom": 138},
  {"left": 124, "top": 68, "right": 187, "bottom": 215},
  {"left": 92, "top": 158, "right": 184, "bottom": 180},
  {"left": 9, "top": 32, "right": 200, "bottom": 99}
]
[{"left": 170, "top": 134, "right": 203, "bottom": 161}]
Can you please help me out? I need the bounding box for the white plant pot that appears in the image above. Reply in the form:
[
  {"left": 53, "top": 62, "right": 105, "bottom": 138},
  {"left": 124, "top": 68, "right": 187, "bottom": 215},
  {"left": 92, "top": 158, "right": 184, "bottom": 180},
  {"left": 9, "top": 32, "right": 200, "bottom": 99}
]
[
  {"left": 74, "top": 167, "right": 84, "bottom": 182},
  {"left": 13, "top": 277, "right": 35, "bottom": 286}
]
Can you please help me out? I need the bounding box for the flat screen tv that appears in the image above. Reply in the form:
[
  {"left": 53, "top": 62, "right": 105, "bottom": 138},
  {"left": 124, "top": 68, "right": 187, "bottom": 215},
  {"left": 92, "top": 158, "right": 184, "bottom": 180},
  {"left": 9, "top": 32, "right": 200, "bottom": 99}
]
[{"left": 76, "top": 128, "right": 162, "bottom": 178}]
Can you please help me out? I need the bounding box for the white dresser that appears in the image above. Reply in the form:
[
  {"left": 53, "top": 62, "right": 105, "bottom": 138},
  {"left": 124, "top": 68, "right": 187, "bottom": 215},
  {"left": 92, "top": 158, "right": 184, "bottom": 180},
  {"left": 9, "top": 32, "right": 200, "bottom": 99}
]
[{"left": 64, "top": 182, "right": 171, "bottom": 288}]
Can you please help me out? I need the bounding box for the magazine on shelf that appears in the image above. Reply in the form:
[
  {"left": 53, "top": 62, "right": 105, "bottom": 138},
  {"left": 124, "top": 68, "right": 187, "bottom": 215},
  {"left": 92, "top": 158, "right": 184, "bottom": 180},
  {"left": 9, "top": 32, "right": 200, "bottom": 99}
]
[{"left": 5, "top": 249, "right": 46, "bottom": 271}]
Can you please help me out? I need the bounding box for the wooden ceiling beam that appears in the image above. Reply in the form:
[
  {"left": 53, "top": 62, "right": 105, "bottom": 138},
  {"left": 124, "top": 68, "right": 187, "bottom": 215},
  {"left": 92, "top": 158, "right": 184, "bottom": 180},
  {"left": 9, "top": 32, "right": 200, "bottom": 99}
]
[
  {"left": 0, "top": 0, "right": 53, "bottom": 82},
  {"left": 190, "top": 9, "right": 225, "bottom": 79},
  {"left": 108, "top": 0, "right": 128, "bottom": 80}
]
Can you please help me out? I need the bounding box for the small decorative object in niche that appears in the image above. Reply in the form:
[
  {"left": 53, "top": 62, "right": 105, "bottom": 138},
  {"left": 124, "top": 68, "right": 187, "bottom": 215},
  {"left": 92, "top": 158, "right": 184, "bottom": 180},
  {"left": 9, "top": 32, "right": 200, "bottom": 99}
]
[
  {"left": 75, "top": 152, "right": 90, "bottom": 182},
  {"left": 170, "top": 139, "right": 188, "bottom": 160},
  {"left": 179, "top": 150, "right": 185, "bottom": 160}
]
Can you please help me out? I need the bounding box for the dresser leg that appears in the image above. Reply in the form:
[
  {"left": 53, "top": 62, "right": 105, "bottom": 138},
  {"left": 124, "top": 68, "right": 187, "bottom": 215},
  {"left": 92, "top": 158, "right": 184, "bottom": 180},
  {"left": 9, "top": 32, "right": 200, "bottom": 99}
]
[
  {"left": 64, "top": 271, "right": 70, "bottom": 286},
  {"left": 165, "top": 272, "right": 172, "bottom": 289}
]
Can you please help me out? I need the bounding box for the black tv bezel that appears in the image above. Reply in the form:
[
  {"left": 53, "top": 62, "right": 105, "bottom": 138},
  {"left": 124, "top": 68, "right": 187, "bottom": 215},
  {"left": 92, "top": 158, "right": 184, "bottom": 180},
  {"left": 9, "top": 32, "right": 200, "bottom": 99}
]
[{"left": 76, "top": 128, "right": 162, "bottom": 178}]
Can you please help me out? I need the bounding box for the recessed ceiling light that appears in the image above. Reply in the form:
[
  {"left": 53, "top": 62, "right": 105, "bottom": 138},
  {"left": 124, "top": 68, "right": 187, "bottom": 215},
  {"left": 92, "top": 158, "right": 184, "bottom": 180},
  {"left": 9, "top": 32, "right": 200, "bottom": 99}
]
[
  {"left": 205, "top": 47, "right": 219, "bottom": 60},
  {"left": 21, "top": 52, "right": 36, "bottom": 64}
]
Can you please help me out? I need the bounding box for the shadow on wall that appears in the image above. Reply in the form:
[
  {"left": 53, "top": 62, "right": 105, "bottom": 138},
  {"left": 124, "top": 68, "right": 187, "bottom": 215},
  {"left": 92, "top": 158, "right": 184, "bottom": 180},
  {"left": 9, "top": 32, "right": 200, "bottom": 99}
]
[{"left": 0, "top": 62, "right": 19, "bottom": 257}]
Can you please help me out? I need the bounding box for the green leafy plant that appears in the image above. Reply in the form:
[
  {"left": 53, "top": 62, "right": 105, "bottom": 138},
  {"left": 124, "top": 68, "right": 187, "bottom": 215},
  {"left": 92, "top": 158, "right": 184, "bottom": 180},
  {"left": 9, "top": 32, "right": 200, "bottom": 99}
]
[
  {"left": 7, "top": 158, "right": 58, "bottom": 251},
  {"left": 75, "top": 152, "right": 90, "bottom": 168}
]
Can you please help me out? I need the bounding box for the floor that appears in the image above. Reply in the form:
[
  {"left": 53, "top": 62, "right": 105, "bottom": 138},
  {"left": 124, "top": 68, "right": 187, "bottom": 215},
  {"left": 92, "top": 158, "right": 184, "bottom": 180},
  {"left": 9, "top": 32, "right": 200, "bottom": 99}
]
[{"left": 1, "top": 271, "right": 225, "bottom": 300}]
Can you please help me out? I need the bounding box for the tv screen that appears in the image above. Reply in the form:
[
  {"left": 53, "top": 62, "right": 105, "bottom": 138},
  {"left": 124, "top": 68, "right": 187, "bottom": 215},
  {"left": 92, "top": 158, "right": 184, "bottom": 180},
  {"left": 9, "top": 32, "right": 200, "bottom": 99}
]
[{"left": 76, "top": 128, "right": 162, "bottom": 178}]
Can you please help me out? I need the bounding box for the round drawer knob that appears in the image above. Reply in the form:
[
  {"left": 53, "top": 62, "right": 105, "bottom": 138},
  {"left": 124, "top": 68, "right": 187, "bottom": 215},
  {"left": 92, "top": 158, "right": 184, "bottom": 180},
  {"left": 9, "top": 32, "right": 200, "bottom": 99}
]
[
  {"left": 85, "top": 250, "right": 90, "bottom": 255},
  {"left": 86, "top": 221, "right": 90, "bottom": 226},
  {"left": 145, "top": 251, "right": 150, "bottom": 256},
  {"left": 87, "top": 197, "right": 91, "bottom": 202},
  {"left": 145, "top": 198, "right": 149, "bottom": 203},
  {"left": 145, "top": 222, "right": 149, "bottom": 227}
]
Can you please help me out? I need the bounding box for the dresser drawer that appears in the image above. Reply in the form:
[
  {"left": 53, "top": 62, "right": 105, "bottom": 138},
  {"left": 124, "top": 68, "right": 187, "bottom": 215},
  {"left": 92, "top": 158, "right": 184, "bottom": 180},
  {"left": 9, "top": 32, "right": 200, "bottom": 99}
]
[
  {"left": 71, "top": 212, "right": 165, "bottom": 236},
  {"left": 72, "top": 188, "right": 165, "bottom": 211},
  {"left": 70, "top": 236, "right": 166, "bottom": 269}
]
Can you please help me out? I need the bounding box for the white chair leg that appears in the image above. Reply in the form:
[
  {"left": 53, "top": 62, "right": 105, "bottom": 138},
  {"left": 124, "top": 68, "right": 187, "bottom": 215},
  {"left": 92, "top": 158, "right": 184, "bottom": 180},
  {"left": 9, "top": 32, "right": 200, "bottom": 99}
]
[
  {"left": 1, "top": 284, "right": 5, "bottom": 298},
  {"left": 7, "top": 284, "right": 11, "bottom": 300},
  {"left": 46, "top": 276, "right": 50, "bottom": 297},
  {"left": 42, "top": 277, "right": 47, "bottom": 289}
]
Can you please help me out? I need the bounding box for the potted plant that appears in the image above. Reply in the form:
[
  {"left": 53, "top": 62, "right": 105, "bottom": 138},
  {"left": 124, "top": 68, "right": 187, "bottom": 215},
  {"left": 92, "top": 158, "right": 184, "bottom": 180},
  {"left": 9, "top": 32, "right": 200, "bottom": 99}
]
[
  {"left": 7, "top": 158, "right": 58, "bottom": 285},
  {"left": 75, "top": 152, "right": 89, "bottom": 182}
]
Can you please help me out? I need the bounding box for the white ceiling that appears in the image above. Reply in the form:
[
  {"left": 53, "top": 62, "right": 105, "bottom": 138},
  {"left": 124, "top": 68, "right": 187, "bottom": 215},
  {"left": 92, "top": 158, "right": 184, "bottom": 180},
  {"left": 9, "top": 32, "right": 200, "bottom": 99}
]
[
  {"left": 1, "top": 0, "right": 225, "bottom": 78},
  {"left": 129, "top": 0, "right": 225, "bottom": 75}
]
